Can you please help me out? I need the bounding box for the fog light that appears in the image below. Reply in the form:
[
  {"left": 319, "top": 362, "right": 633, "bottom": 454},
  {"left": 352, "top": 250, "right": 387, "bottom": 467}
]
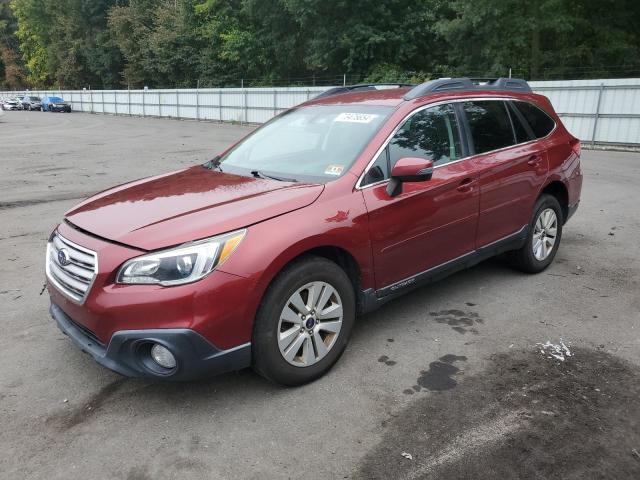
[{"left": 150, "top": 344, "right": 176, "bottom": 369}]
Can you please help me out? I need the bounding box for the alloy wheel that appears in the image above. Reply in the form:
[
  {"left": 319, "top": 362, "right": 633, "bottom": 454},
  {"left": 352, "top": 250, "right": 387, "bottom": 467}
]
[
  {"left": 277, "top": 281, "right": 343, "bottom": 367},
  {"left": 532, "top": 208, "right": 558, "bottom": 261}
]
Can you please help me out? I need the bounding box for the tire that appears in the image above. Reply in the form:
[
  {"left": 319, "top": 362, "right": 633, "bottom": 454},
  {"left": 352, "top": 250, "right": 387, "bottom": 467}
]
[
  {"left": 252, "top": 255, "right": 356, "bottom": 386},
  {"left": 508, "top": 194, "right": 563, "bottom": 273}
]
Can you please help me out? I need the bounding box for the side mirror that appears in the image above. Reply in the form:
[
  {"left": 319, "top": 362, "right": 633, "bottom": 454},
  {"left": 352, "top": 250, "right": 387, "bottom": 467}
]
[{"left": 386, "top": 157, "right": 433, "bottom": 197}]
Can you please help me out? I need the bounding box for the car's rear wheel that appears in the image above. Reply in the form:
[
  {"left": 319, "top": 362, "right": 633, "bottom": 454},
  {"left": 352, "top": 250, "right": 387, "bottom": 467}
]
[
  {"left": 252, "top": 256, "right": 355, "bottom": 386},
  {"left": 508, "top": 194, "right": 563, "bottom": 273}
]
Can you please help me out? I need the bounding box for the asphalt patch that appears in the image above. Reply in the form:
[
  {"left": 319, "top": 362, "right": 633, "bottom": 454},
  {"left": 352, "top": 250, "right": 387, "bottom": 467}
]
[
  {"left": 404, "top": 355, "right": 468, "bottom": 394},
  {"left": 379, "top": 355, "right": 397, "bottom": 366},
  {"left": 429, "top": 309, "right": 483, "bottom": 335},
  {"left": 356, "top": 347, "right": 640, "bottom": 479}
]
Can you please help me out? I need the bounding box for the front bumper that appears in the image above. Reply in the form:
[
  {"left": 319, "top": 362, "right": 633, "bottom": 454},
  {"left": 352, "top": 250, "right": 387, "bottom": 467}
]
[
  {"left": 51, "top": 302, "right": 251, "bottom": 380},
  {"left": 50, "top": 105, "right": 71, "bottom": 112}
]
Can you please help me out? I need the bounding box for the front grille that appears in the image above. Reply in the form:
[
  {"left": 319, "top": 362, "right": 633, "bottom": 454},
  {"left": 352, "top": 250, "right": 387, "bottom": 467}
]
[{"left": 46, "top": 232, "right": 97, "bottom": 303}]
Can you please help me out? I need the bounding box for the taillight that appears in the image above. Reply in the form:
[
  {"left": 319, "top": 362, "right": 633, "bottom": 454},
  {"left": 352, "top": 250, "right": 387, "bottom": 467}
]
[{"left": 570, "top": 138, "right": 581, "bottom": 157}]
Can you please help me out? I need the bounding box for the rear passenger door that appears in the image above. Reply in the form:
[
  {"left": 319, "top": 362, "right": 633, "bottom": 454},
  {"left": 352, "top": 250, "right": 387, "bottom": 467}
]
[{"left": 462, "top": 100, "right": 548, "bottom": 247}]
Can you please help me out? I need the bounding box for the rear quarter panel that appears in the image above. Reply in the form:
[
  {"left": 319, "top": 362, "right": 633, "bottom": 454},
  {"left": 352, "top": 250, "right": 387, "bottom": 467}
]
[{"left": 535, "top": 95, "right": 583, "bottom": 207}]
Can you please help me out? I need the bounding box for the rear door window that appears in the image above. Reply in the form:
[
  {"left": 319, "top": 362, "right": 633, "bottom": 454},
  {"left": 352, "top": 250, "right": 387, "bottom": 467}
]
[
  {"left": 513, "top": 101, "right": 555, "bottom": 138},
  {"left": 462, "top": 101, "right": 515, "bottom": 154}
]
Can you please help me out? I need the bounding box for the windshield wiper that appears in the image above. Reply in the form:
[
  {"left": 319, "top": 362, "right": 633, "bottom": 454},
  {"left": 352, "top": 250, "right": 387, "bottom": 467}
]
[
  {"left": 251, "top": 170, "right": 296, "bottom": 182},
  {"left": 203, "top": 156, "right": 223, "bottom": 172}
]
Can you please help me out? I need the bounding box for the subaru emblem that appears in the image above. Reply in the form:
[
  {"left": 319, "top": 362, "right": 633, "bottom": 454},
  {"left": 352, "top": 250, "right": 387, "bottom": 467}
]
[{"left": 58, "top": 248, "right": 71, "bottom": 266}]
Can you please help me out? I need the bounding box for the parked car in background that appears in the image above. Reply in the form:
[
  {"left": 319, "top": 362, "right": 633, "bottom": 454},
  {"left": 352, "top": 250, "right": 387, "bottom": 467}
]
[
  {"left": 46, "top": 77, "right": 582, "bottom": 385},
  {"left": 20, "top": 95, "right": 42, "bottom": 111},
  {"left": 1, "top": 97, "right": 22, "bottom": 110},
  {"left": 42, "top": 96, "right": 72, "bottom": 112}
]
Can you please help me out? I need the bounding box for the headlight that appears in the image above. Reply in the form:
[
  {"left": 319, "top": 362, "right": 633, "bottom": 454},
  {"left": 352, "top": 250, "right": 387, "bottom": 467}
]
[{"left": 116, "top": 229, "right": 246, "bottom": 286}]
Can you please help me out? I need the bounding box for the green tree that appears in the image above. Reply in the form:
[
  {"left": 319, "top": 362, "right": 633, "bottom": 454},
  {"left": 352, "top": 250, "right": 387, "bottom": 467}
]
[
  {"left": 435, "top": 0, "right": 640, "bottom": 79},
  {"left": 7, "top": 0, "right": 640, "bottom": 89},
  {"left": 11, "top": 0, "right": 122, "bottom": 88},
  {"left": 110, "top": 0, "right": 228, "bottom": 87},
  {"left": 0, "top": 0, "right": 26, "bottom": 89},
  {"left": 282, "top": 0, "right": 442, "bottom": 78}
]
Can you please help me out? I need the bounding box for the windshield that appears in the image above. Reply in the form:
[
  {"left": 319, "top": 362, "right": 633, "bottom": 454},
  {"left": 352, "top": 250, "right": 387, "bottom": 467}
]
[
  {"left": 29, "top": 97, "right": 40, "bottom": 101},
  {"left": 49, "top": 97, "right": 63, "bottom": 102},
  {"left": 219, "top": 105, "right": 392, "bottom": 182}
]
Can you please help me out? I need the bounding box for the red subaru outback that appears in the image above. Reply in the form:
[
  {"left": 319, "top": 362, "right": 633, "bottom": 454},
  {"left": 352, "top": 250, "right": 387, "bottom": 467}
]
[{"left": 46, "top": 78, "right": 582, "bottom": 385}]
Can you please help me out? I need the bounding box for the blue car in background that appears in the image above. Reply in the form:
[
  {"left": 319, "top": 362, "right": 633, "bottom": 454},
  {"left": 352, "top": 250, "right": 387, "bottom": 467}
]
[{"left": 42, "top": 96, "right": 72, "bottom": 112}]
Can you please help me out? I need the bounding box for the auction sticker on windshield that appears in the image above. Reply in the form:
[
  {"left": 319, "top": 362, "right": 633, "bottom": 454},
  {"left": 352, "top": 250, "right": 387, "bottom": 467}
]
[
  {"left": 324, "top": 164, "right": 345, "bottom": 175},
  {"left": 334, "top": 112, "right": 379, "bottom": 123}
]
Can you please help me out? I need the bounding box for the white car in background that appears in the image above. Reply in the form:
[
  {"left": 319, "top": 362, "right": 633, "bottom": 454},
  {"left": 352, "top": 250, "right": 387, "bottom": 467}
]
[{"left": 1, "top": 97, "right": 22, "bottom": 110}]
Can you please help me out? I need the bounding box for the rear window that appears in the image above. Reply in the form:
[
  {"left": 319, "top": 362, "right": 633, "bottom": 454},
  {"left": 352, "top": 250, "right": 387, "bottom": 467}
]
[
  {"left": 513, "top": 101, "right": 555, "bottom": 138},
  {"left": 462, "top": 101, "right": 515, "bottom": 154}
]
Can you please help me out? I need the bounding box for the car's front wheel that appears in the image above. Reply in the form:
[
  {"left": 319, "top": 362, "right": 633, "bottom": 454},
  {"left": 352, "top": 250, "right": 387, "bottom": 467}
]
[
  {"left": 508, "top": 194, "right": 563, "bottom": 273},
  {"left": 252, "top": 256, "right": 356, "bottom": 386}
]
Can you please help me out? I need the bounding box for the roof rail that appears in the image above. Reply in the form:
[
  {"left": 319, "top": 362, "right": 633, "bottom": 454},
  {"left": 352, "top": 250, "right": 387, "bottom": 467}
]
[
  {"left": 315, "top": 83, "right": 414, "bottom": 99},
  {"left": 404, "top": 77, "right": 532, "bottom": 100}
]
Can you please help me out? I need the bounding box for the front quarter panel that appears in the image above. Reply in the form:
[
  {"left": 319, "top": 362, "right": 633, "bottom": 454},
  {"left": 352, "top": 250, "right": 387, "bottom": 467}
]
[{"left": 218, "top": 177, "right": 373, "bottom": 318}]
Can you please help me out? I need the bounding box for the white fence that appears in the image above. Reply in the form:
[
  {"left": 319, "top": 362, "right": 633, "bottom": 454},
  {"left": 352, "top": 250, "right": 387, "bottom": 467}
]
[
  {"left": 529, "top": 78, "right": 640, "bottom": 146},
  {"left": 2, "top": 86, "right": 329, "bottom": 124},
  {"left": 3, "top": 79, "right": 640, "bottom": 145}
]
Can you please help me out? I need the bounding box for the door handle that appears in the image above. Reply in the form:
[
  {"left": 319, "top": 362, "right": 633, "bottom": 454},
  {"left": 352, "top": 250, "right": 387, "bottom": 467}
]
[
  {"left": 457, "top": 178, "right": 475, "bottom": 193},
  {"left": 527, "top": 154, "right": 542, "bottom": 166}
]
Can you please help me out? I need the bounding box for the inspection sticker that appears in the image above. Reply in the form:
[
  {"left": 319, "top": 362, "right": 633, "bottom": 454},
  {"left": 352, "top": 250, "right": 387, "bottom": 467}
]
[
  {"left": 334, "top": 112, "right": 378, "bottom": 123},
  {"left": 324, "top": 164, "right": 345, "bottom": 175}
]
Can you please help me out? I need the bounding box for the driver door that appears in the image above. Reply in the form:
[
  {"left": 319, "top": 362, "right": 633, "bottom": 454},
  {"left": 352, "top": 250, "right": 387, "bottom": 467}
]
[{"left": 360, "top": 103, "right": 481, "bottom": 289}]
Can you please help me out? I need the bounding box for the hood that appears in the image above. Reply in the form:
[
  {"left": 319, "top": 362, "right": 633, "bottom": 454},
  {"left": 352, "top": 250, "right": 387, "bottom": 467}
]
[{"left": 65, "top": 166, "right": 324, "bottom": 250}]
